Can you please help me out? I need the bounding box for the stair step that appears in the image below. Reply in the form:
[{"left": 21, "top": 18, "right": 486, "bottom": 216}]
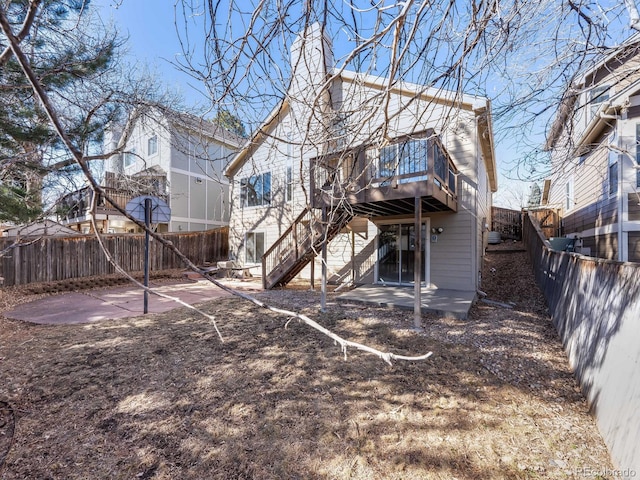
[{"left": 263, "top": 206, "right": 353, "bottom": 289}]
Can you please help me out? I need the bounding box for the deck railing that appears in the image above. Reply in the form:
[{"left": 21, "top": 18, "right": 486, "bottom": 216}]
[
  {"left": 311, "top": 134, "right": 458, "bottom": 213},
  {"left": 58, "top": 186, "right": 168, "bottom": 222}
]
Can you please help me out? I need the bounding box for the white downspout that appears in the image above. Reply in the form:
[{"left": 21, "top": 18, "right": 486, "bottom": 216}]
[{"left": 614, "top": 122, "right": 626, "bottom": 261}]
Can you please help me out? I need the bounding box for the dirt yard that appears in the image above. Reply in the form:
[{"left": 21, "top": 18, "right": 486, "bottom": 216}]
[{"left": 0, "top": 242, "right": 614, "bottom": 479}]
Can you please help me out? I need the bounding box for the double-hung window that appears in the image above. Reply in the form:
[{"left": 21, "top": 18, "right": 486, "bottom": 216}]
[
  {"left": 148, "top": 134, "right": 158, "bottom": 156},
  {"left": 285, "top": 166, "right": 293, "bottom": 202},
  {"left": 240, "top": 172, "right": 272, "bottom": 207},
  {"left": 589, "top": 85, "right": 610, "bottom": 119},
  {"left": 124, "top": 147, "right": 137, "bottom": 168},
  {"left": 565, "top": 177, "right": 574, "bottom": 211}
]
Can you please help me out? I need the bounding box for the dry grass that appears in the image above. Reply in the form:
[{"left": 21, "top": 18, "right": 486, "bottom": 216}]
[{"left": 0, "top": 244, "right": 613, "bottom": 479}]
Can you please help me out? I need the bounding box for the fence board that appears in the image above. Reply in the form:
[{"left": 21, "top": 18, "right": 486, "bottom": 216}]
[
  {"left": 526, "top": 208, "right": 559, "bottom": 239},
  {"left": 523, "top": 212, "right": 640, "bottom": 473},
  {"left": 491, "top": 206, "right": 522, "bottom": 240},
  {"left": 0, "top": 227, "right": 228, "bottom": 286}
]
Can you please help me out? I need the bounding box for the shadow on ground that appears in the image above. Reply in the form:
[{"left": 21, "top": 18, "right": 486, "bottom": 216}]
[{"left": 0, "top": 248, "right": 612, "bottom": 479}]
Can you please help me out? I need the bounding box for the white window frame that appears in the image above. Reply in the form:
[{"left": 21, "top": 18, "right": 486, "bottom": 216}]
[
  {"left": 147, "top": 134, "right": 158, "bottom": 156},
  {"left": 245, "top": 231, "right": 265, "bottom": 264},
  {"left": 240, "top": 171, "right": 272, "bottom": 208},
  {"left": 124, "top": 147, "right": 137, "bottom": 168},
  {"left": 589, "top": 84, "right": 610, "bottom": 121},
  {"left": 285, "top": 165, "right": 293, "bottom": 202},
  {"left": 565, "top": 176, "right": 575, "bottom": 212}
]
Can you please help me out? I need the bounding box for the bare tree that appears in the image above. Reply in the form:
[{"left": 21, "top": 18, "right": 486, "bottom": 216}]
[
  {"left": 174, "top": 1, "right": 640, "bottom": 178},
  {"left": 6, "top": 0, "right": 640, "bottom": 359},
  {"left": 167, "top": 0, "right": 640, "bottom": 326},
  {"left": 1, "top": 1, "right": 435, "bottom": 363}
]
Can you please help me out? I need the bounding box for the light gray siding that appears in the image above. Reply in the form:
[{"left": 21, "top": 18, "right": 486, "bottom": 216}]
[
  {"left": 228, "top": 67, "right": 493, "bottom": 289},
  {"left": 170, "top": 173, "right": 189, "bottom": 218}
]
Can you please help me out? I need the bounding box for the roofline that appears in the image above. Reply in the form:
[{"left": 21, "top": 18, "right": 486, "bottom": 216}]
[
  {"left": 572, "top": 77, "right": 640, "bottom": 152},
  {"left": 577, "top": 32, "right": 640, "bottom": 86},
  {"left": 474, "top": 103, "right": 498, "bottom": 193},
  {"left": 337, "top": 69, "right": 488, "bottom": 111},
  {"left": 546, "top": 34, "right": 640, "bottom": 150},
  {"left": 225, "top": 68, "right": 494, "bottom": 178},
  {"left": 166, "top": 112, "right": 246, "bottom": 149},
  {"left": 224, "top": 100, "right": 290, "bottom": 178}
]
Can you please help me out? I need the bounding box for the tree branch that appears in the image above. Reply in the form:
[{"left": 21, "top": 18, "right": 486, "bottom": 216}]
[
  {"left": 0, "top": 7, "right": 432, "bottom": 365},
  {"left": 0, "top": 0, "right": 41, "bottom": 67}
]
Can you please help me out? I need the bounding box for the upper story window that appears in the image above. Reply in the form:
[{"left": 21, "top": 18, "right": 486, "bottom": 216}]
[
  {"left": 565, "top": 177, "right": 574, "bottom": 211},
  {"left": 285, "top": 165, "right": 293, "bottom": 202},
  {"left": 375, "top": 138, "right": 429, "bottom": 185},
  {"left": 147, "top": 134, "right": 158, "bottom": 156},
  {"left": 589, "top": 85, "right": 610, "bottom": 119},
  {"left": 329, "top": 113, "right": 348, "bottom": 152},
  {"left": 241, "top": 172, "right": 271, "bottom": 207},
  {"left": 124, "top": 147, "right": 137, "bottom": 168}
]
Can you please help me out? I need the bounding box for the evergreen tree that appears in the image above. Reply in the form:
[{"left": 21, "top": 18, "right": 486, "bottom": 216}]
[
  {"left": 213, "top": 109, "right": 247, "bottom": 138},
  {"left": 0, "top": 0, "right": 118, "bottom": 223},
  {"left": 527, "top": 183, "right": 542, "bottom": 208}
]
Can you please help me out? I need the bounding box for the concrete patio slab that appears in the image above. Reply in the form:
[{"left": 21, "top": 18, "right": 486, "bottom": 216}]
[
  {"left": 5, "top": 280, "right": 233, "bottom": 325},
  {"left": 336, "top": 285, "right": 476, "bottom": 319}
]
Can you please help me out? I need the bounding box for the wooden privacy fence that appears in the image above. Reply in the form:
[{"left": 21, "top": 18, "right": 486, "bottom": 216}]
[
  {"left": 0, "top": 227, "right": 228, "bottom": 286},
  {"left": 523, "top": 212, "right": 640, "bottom": 472},
  {"left": 526, "top": 207, "right": 560, "bottom": 239},
  {"left": 490, "top": 206, "right": 522, "bottom": 240}
]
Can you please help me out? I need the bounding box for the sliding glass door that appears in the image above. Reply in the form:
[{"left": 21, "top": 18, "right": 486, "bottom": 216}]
[{"left": 377, "top": 223, "right": 427, "bottom": 285}]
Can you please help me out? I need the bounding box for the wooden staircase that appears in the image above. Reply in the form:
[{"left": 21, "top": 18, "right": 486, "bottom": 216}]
[{"left": 261, "top": 206, "right": 353, "bottom": 289}]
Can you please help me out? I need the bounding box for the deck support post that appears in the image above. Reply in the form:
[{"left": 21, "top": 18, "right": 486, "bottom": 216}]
[
  {"left": 143, "top": 197, "right": 151, "bottom": 314},
  {"left": 414, "top": 196, "right": 422, "bottom": 330},
  {"left": 351, "top": 229, "right": 356, "bottom": 284},
  {"left": 321, "top": 205, "right": 327, "bottom": 312}
]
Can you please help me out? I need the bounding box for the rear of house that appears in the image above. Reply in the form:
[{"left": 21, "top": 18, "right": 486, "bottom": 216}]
[{"left": 226, "top": 24, "right": 497, "bottom": 292}]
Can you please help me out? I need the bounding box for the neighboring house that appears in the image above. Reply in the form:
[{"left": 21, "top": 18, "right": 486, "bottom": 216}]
[
  {"left": 225, "top": 24, "right": 498, "bottom": 292},
  {"left": 58, "top": 106, "right": 244, "bottom": 233},
  {"left": 545, "top": 34, "right": 640, "bottom": 261}
]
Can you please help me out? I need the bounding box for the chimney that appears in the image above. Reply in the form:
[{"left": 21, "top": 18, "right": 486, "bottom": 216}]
[{"left": 289, "top": 22, "right": 333, "bottom": 103}]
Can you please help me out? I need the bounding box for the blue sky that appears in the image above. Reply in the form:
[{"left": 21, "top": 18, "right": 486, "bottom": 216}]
[
  {"left": 95, "top": 0, "right": 212, "bottom": 105},
  {"left": 94, "top": 0, "right": 547, "bottom": 208}
]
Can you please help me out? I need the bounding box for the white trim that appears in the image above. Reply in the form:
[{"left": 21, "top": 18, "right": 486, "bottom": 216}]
[
  {"left": 565, "top": 176, "right": 575, "bottom": 213},
  {"left": 337, "top": 69, "right": 489, "bottom": 111},
  {"left": 623, "top": 221, "right": 640, "bottom": 231},
  {"left": 573, "top": 224, "right": 619, "bottom": 237},
  {"left": 245, "top": 231, "right": 265, "bottom": 265},
  {"left": 169, "top": 166, "right": 230, "bottom": 184}
]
